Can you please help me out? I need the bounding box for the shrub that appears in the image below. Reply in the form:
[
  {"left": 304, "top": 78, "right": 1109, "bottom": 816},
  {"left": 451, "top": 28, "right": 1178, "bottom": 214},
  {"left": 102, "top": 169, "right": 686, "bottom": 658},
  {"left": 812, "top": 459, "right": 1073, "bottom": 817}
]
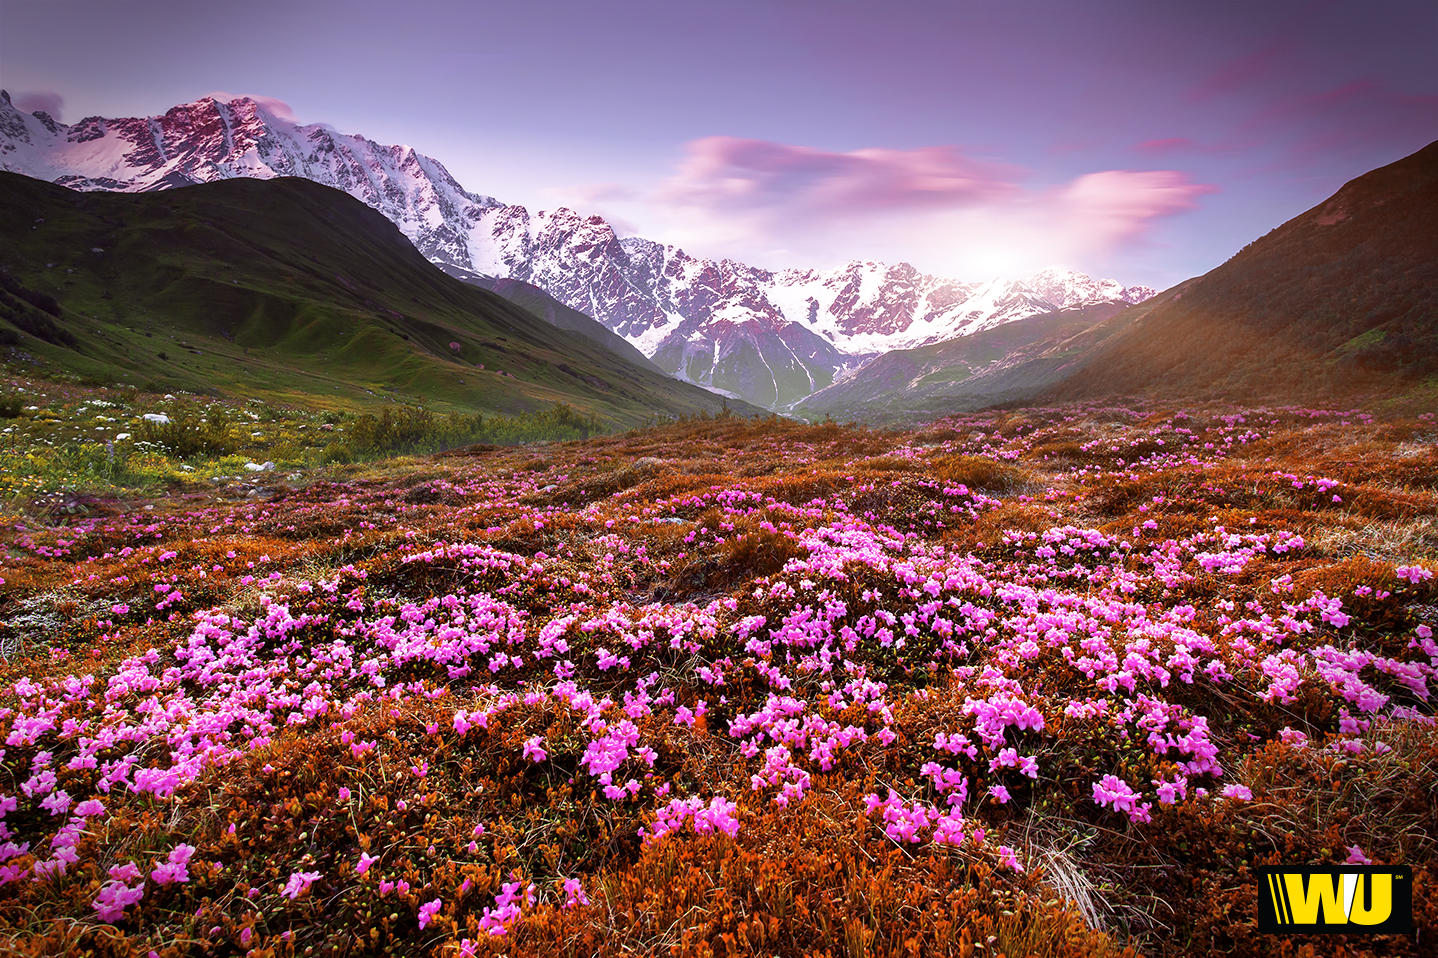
[{"left": 135, "top": 403, "right": 241, "bottom": 459}]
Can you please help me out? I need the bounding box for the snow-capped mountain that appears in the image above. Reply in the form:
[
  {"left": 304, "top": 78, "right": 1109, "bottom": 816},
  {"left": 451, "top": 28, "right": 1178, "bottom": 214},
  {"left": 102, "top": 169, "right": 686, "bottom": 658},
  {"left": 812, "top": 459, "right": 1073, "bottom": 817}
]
[{"left": 0, "top": 91, "right": 1155, "bottom": 409}]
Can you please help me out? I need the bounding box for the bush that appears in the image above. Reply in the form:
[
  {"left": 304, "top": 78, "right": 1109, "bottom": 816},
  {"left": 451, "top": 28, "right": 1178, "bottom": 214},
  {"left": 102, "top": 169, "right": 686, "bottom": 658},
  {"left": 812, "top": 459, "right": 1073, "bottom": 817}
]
[
  {"left": 346, "top": 402, "right": 607, "bottom": 457},
  {"left": 135, "top": 403, "right": 241, "bottom": 459}
]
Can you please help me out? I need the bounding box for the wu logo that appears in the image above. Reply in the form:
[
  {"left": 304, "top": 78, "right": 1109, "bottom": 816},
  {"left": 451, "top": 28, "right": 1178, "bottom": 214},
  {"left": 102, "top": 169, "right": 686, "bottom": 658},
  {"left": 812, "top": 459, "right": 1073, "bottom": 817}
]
[{"left": 1257, "top": 866, "right": 1413, "bottom": 934}]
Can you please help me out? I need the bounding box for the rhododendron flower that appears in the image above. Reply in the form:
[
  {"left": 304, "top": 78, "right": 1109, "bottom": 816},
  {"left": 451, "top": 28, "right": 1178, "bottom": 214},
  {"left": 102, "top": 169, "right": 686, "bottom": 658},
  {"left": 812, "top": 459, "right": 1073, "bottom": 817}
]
[
  {"left": 1396, "top": 565, "right": 1433, "bottom": 584},
  {"left": 150, "top": 844, "right": 196, "bottom": 885},
  {"left": 282, "top": 870, "right": 322, "bottom": 900},
  {"left": 356, "top": 852, "right": 379, "bottom": 876},
  {"left": 73, "top": 799, "right": 105, "bottom": 818},
  {"left": 418, "top": 897, "right": 442, "bottom": 929},
  {"left": 1345, "top": 844, "right": 1373, "bottom": 864},
  {"left": 109, "top": 861, "right": 142, "bottom": 882},
  {"left": 92, "top": 879, "right": 144, "bottom": 923},
  {"left": 562, "top": 877, "right": 589, "bottom": 908},
  {"left": 997, "top": 845, "right": 1024, "bottom": 872},
  {"left": 1220, "top": 784, "right": 1252, "bottom": 801},
  {"left": 523, "top": 736, "right": 547, "bottom": 762}
]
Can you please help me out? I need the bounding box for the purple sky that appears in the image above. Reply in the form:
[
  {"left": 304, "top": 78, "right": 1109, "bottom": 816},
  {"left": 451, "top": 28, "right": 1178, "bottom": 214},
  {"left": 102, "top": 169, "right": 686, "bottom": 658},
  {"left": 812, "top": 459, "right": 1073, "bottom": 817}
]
[{"left": 2, "top": 0, "right": 1435, "bottom": 288}]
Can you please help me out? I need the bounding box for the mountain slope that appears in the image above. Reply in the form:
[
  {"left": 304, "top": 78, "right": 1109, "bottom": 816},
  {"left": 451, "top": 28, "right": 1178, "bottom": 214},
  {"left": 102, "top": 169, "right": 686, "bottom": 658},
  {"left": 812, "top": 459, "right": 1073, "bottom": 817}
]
[
  {"left": 791, "top": 300, "right": 1137, "bottom": 423},
  {"left": 1050, "top": 139, "right": 1438, "bottom": 401},
  {"left": 0, "top": 171, "right": 762, "bottom": 423},
  {"left": 0, "top": 91, "right": 1153, "bottom": 409}
]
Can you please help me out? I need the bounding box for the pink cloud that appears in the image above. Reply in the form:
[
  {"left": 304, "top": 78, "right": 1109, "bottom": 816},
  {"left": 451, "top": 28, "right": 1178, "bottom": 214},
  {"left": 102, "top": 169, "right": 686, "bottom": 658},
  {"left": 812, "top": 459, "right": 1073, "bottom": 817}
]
[
  {"left": 205, "top": 91, "right": 297, "bottom": 122},
  {"left": 660, "top": 136, "right": 1024, "bottom": 217},
  {"left": 1185, "top": 43, "right": 1287, "bottom": 102},
  {"left": 638, "top": 135, "right": 1217, "bottom": 276},
  {"left": 1134, "top": 137, "right": 1199, "bottom": 155},
  {"left": 14, "top": 91, "right": 63, "bottom": 121},
  {"left": 1212, "top": 79, "right": 1438, "bottom": 173},
  {"left": 1048, "top": 170, "right": 1219, "bottom": 248}
]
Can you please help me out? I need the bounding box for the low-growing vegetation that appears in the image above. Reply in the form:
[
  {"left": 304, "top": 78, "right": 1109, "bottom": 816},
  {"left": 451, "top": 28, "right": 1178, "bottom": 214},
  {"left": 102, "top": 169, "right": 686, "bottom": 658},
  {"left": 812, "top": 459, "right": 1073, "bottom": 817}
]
[
  {"left": 0, "top": 377, "right": 615, "bottom": 521},
  {"left": 0, "top": 395, "right": 1434, "bottom": 956}
]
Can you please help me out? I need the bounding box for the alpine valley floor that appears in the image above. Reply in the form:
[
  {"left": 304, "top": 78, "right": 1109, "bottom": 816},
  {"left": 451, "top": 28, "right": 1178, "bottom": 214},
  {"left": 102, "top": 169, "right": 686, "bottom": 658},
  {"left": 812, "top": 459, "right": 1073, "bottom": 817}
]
[{"left": 1, "top": 397, "right": 1436, "bottom": 957}]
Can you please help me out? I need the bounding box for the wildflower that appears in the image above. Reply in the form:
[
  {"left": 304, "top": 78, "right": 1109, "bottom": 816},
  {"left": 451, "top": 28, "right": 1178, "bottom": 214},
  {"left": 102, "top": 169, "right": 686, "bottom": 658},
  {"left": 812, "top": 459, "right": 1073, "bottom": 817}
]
[
  {"left": 151, "top": 844, "right": 196, "bottom": 885},
  {"left": 523, "top": 735, "right": 547, "bottom": 763},
  {"left": 562, "top": 877, "right": 589, "bottom": 908},
  {"left": 282, "top": 870, "right": 322, "bottom": 900},
  {"left": 356, "top": 852, "right": 379, "bottom": 876},
  {"left": 1396, "top": 565, "right": 1433, "bottom": 584},
  {"left": 1220, "top": 784, "right": 1252, "bottom": 801},
  {"left": 418, "top": 897, "right": 442, "bottom": 929},
  {"left": 1345, "top": 844, "right": 1373, "bottom": 865},
  {"left": 997, "top": 845, "right": 1024, "bottom": 872},
  {"left": 92, "top": 880, "right": 145, "bottom": 923}
]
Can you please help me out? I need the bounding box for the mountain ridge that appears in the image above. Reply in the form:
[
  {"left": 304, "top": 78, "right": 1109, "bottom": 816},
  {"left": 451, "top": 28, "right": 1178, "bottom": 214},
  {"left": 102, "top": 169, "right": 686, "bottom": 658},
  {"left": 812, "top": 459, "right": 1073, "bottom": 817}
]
[
  {"left": 0, "top": 169, "right": 763, "bottom": 423},
  {"left": 0, "top": 91, "right": 1154, "bottom": 409}
]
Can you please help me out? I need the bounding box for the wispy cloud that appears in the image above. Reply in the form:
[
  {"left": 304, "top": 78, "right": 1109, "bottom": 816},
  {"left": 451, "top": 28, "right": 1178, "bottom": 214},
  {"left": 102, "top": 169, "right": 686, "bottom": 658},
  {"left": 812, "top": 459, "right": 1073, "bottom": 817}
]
[
  {"left": 205, "top": 92, "right": 297, "bottom": 123},
  {"left": 1184, "top": 43, "right": 1288, "bottom": 103},
  {"left": 13, "top": 91, "right": 63, "bottom": 121},
  {"left": 616, "top": 136, "right": 1216, "bottom": 275},
  {"left": 658, "top": 136, "right": 1023, "bottom": 218},
  {"left": 1236, "top": 79, "right": 1438, "bottom": 163}
]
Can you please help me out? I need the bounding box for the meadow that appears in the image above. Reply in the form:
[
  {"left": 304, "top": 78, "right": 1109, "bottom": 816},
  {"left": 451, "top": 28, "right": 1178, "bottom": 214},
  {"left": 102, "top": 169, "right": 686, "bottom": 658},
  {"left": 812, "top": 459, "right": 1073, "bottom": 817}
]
[{"left": 0, "top": 385, "right": 1434, "bottom": 957}]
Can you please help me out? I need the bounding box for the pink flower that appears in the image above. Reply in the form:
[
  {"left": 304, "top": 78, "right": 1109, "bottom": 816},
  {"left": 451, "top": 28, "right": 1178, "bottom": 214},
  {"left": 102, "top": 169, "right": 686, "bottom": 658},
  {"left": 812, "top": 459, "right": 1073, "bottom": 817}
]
[
  {"left": 281, "top": 870, "right": 322, "bottom": 900},
  {"left": 92, "top": 880, "right": 145, "bottom": 923},
  {"left": 988, "top": 784, "right": 1011, "bottom": 804},
  {"left": 997, "top": 845, "right": 1024, "bottom": 872},
  {"left": 151, "top": 844, "right": 196, "bottom": 885},
  {"left": 109, "top": 862, "right": 142, "bottom": 883},
  {"left": 1345, "top": 844, "right": 1373, "bottom": 865},
  {"left": 74, "top": 799, "right": 106, "bottom": 818},
  {"left": 562, "top": 877, "right": 589, "bottom": 908},
  {"left": 418, "top": 897, "right": 442, "bottom": 929},
  {"left": 523, "top": 736, "right": 547, "bottom": 763},
  {"left": 1220, "top": 784, "right": 1252, "bottom": 801},
  {"left": 356, "top": 852, "right": 379, "bottom": 876}
]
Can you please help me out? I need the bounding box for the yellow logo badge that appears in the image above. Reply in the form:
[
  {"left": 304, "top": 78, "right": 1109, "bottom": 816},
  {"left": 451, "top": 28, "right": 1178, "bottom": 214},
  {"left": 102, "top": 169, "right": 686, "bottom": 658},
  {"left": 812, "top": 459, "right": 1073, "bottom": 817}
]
[{"left": 1258, "top": 866, "right": 1412, "bottom": 934}]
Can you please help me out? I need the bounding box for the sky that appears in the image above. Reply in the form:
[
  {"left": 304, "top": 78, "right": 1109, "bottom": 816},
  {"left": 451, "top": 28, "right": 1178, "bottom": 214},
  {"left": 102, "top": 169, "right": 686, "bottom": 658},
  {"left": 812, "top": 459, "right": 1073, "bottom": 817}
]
[{"left": 1, "top": 0, "right": 1435, "bottom": 289}]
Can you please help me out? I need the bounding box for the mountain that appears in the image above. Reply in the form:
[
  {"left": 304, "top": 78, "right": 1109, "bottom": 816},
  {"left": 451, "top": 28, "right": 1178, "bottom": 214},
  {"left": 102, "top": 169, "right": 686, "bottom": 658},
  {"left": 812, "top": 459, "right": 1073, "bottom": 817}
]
[
  {"left": 0, "top": 91, "right": 1153, "bottom": 409},
  {"left": 798, "top": 139, "right": 1438, "bottom": 422},
  {"left": 0, "top": 170, "right": 763, "bottom": 423},
  {"left": 1048, "top": 139, "right": 1438, "bottom": 401},
  {"left": 791, "top": 300, "right": 1139, "bottom": 424}
]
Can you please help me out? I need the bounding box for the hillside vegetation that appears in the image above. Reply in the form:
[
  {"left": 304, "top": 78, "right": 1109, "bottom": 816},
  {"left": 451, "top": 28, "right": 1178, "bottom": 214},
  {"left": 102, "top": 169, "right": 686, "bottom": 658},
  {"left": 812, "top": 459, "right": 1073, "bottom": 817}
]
[
  {"left": 0, "top": 172, "right": 758, "bottom": 424},
  {"left": 1053, "top": 140, "right": 1438, "bottom": 402}
]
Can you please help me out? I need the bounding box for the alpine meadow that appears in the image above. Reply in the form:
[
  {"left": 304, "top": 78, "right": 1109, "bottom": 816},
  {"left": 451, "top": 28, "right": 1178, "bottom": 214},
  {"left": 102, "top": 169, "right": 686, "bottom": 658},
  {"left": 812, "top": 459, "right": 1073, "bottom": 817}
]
[{"left": 0, "top": 3, "right": 1435, "bottom": 956}]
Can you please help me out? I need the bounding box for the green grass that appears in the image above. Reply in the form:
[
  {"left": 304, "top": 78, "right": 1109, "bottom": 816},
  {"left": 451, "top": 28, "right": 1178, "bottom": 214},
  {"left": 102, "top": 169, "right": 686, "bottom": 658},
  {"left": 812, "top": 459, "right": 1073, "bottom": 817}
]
[{"left": 0, "top": 172, "right": 755, "bottom": 426}]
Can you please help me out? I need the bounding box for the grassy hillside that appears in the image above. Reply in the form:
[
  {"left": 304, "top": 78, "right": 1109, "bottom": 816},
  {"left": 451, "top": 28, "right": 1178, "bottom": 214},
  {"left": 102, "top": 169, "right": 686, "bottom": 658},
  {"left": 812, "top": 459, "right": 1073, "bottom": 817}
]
[
  {"left": 1051, "top": 139, "right": 1438, "bottom": 403},
  {"left": 0, "top": 172, "right": 759, "bottom": 424}
]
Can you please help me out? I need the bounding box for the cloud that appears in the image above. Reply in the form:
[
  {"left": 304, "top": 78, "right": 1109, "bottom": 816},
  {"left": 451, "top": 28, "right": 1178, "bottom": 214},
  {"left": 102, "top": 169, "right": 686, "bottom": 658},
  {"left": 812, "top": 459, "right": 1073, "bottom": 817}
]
[
  {"left": 659, "top": 136, "right": 1024, "bottom": 218},
  {"left": 1237, "top": 79, "right": 1438, "bottom": 161},
  {"left": 1048, "top": 170, "right": 1218, "bottom": 249},
  {"left": 1134, "top": 137, "right": 1199, "bottom": 155},
  {"left": 14, "top": 91, "right": 63, "bottom": 121},
  {"left": 204, "top": 92, "right": 297, "bottom": 122},
  {"left": 634, "top": 136, "right": 1216, "bottom": 276},
  {"left": 1184, "top": 43, "right": 1287, "bottom": 103}
]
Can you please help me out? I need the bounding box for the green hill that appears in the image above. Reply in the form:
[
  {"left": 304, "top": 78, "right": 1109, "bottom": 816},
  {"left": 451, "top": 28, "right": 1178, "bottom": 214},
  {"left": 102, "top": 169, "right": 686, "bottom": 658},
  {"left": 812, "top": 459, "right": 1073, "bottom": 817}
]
[
  {"left": 0, "top": 172, "right": 758, "bottom": 423},
  {"left": 1051, "top": 139, "right": 1438, "bottom": 402}
]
